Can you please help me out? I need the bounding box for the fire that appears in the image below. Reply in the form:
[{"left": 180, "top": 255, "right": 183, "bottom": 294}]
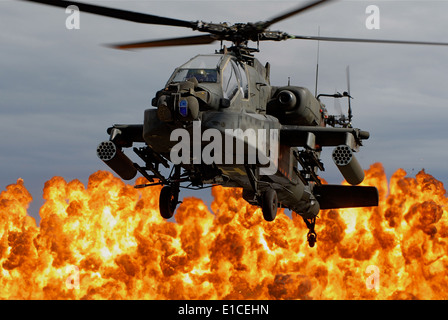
[{"left": 1, "top": 163, "right": 447, "bottom": 299}]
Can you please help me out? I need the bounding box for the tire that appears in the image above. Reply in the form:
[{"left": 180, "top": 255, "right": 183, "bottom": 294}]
[
  {"left": 159, "top": 186, "right": 178, "bottom": 219},
  {"left": 307, "top": 232, "right": 317, "bottom": 248},
  {"left": 262, "top": 188, "right": 278, "bottom": 222}
]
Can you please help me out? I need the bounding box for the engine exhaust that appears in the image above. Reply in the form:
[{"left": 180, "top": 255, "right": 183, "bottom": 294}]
[
  {"left": 332, "top": 145, "right": 364, "bottom": 185},
  {"left": 97, "top": 141, "right": 137, "bottom": 180}
]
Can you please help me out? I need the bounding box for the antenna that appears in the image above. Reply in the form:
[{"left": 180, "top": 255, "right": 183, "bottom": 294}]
[
  {"left": 343, "top": 65, "right": 353, "bottom": 125},
  {"left": 314, "top": 26, "right": 320, "bottom": 97}
]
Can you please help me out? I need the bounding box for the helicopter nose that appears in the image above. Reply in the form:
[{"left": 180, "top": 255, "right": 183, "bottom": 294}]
[
  {"left": 156, "top": 94, "right": 199, "bottom": 122},
  {"left": 178, "top": 96, "right": 199, "bottom": 121}
]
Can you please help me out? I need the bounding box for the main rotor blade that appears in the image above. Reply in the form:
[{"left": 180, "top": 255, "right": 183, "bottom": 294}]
[
  {"left": 108, "top": 34, "right": 217, "bottom": 50},
  {"left": 20, "top": 0, "right": 197, "bottom": 29},
  {"left": 261, "top": 0, "right": 335, "bottom": 29},
  {"left": 289, "top": 34, "right": 448, "bottom": 46}
]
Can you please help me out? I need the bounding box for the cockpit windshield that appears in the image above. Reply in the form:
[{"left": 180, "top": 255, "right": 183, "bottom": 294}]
[
  {"left": 171, "top": 55, "right": 222, "bottom": 83},
  {"left": 172, "top": 68, "right": 218, "bottom": 83}
]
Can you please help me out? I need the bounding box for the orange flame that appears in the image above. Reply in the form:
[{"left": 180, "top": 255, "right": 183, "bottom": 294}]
[{"left": 1, "top": 163, "right": 447, "bottom": 299}]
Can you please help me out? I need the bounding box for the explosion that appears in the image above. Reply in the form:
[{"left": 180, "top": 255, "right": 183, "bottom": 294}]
[{"left": 1, "top": 163, "right": 447, "bottom": 299}]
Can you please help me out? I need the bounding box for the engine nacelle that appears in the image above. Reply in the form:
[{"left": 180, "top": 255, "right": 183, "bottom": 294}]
[{"left": 267, "top": 86, "right": 323, "bottom": 126}]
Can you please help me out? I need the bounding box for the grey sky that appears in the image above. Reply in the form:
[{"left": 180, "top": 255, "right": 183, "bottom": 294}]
[{"left": 1, "top": 0, "right": 448, "bottom": 223}]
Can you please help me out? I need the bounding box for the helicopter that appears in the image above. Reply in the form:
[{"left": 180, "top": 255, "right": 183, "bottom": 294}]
[{"left": 21, "top": 0, "right": 448, "bottom": 247}]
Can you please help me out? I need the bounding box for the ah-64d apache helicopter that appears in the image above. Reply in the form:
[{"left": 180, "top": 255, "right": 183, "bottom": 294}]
[{"left": 23, "top": 0, "right": 448, "bottom": 247}]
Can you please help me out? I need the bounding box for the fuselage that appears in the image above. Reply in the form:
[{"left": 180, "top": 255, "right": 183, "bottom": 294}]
[{"left": 143, "top": 52, "right": 323, "bottom": 218}]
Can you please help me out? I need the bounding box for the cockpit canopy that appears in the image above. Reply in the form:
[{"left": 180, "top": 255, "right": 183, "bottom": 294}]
[
  {"left": 170, "top": 55, "right": 222, "bottom": 83},
  {"left": 173, "top": 68, "right": 218, "bottom": 83},
  {"left": 168, "top": 54, "right": 249, "bottom": 100}
]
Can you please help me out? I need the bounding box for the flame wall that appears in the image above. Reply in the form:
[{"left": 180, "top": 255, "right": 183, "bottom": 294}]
[{"left": 1, "top": 163, "right": 447, "bottom": 299}]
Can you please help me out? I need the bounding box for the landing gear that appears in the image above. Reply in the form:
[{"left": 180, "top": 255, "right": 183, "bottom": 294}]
[
  {"left": 303, "top": 217, "right": 317, "bottom": 247},
  {"left": 244, "top": 165, "right": 279, "bottom": 223},
  {"left": 307, "top": 231, "right": 317, "bottom": 248},
  {"left": 159, "top": 185, "right": 179, "bottom": 219},
  {"left": 262, "top": 188, "right": 278, "bottom": 222}
]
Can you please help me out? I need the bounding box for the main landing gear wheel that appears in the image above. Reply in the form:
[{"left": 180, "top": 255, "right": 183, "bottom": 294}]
[
  {"left": 307, "top": 231, "right": 317, "bottom": 248},
  {"left": 262, "top": 188, "right": 278, "bottom": 222},
  {"left": 159, "top": 185, "right": 179, "bottom": 219}
]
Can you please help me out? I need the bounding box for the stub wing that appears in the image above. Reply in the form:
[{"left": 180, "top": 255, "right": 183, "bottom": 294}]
[
  {"left": 280, "top": 125, "right": 370, "bottom": 148},
  {"left": 280, "top": 125, "right": 372, "bottom": 186},
  {"left": 106, "top": 124, "right": 145, "bottom": 147}
]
